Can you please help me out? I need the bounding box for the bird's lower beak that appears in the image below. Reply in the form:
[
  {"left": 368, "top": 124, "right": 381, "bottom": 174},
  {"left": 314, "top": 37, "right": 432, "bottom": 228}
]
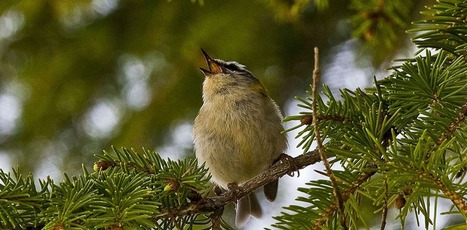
[{"left": 200, "top": 49, "right": 223, "bottom": 75}]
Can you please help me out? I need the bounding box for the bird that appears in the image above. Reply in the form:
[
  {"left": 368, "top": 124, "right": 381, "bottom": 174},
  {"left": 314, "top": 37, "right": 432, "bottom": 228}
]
[{"left": 193, "top": 49, "right": 287, "bottom": 228}]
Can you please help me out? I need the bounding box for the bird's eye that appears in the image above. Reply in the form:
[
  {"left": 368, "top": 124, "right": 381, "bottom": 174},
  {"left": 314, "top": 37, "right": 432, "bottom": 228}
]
[{"left": 224, "top": 63, "right": 242, "bottom": 72}]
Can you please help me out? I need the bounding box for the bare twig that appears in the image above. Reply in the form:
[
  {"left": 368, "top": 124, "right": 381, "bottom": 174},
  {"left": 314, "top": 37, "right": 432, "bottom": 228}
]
[
  {"left": 380, "top": 178, "right": 388, "bottom": 230},
  {"left": 311, "top": 47, "right": 347, "bottom": 229}
]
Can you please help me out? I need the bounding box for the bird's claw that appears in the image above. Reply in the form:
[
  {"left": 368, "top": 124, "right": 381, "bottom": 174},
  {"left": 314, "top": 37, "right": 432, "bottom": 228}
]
[
  {"left": 276, "top": 153, "right": 300, "bottom": 177},
  {"left": 227, "top": 182, "right": 241, "bottom": 201}
]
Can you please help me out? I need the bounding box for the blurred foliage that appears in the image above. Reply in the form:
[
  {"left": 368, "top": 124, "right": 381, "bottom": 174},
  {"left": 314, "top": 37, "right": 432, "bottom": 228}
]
[
  {"left": 274, "top": 0, "right": 467, "bottom": 227},
  {"left": 350, "top": 0, "right": 419, "bottom": 62},
  {"left": 0, "top": 0, "right": 427, "bottom": 175}
]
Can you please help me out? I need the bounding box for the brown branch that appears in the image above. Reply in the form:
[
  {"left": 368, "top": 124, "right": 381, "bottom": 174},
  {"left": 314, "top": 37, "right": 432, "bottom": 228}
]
[
  {"left": 421, "top": 102, "right": 467, "bottom": 216},
  {"left": 380, "top": 178, "right": 388, "bottom": 230},
  {"left": 300, "top": 114, "right": 360, "bottom": 125},
  {"left": 210, "top": 206, "right": 224, "bottom": 230},
  {"left": 311, "top": 47, "right": 347, "bottom": 229},
  {"left": 153, "top": 149, "right": 322, "bottom": 220}
]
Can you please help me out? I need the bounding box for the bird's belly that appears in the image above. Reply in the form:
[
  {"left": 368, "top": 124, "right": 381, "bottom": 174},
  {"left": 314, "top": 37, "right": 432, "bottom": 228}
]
[
  {"left": 193, "top": 97, "right": 285, "bottom": 189},
  {"left": 195, "top": 132, "right": 273, "bottom": 189}
]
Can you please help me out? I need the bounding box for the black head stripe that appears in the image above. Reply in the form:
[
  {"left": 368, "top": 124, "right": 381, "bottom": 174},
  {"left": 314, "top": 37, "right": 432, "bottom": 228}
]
[
  {"left": 224, "top": 62, "right": 244, "bottom": 72},
  {"left": 212, "top": 59, "right": 258, "bottom": 81},
  {"left": 222, "top": 61, "right": 252, "bottom": 75}
]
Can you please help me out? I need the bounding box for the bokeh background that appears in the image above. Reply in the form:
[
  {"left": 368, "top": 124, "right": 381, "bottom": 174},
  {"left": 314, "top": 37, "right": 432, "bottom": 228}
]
[{"left": 0, "top": 0, "right": 435, "bottom": 228}]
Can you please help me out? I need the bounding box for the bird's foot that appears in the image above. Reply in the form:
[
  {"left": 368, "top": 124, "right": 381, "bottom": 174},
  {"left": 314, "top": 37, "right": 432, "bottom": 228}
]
[
  {"left": 276, "top": 153, "right": 300, "bottom": 177},
  {"left": 227, "top": 182, "right": 242, "bottom": 201},
  {"left": 213, "top": 185, "right": 223, "bottom": 196}
]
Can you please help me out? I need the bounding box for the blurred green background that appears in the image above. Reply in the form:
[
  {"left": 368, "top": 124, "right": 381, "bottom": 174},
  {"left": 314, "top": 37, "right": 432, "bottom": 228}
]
[{"left": 0, "top": 0, "right": 425, "bottom": 177}]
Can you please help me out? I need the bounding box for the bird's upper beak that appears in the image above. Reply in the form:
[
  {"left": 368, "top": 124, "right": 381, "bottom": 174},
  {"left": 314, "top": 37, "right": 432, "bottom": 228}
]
[{"left": 200, "top": 49, "right": 223, "bottom": 75}]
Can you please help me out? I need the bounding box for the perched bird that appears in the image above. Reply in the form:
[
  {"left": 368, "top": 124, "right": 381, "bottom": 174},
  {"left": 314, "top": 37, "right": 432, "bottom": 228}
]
[{"left": 193, "top": 50, "right": 287, "bottom": 228}]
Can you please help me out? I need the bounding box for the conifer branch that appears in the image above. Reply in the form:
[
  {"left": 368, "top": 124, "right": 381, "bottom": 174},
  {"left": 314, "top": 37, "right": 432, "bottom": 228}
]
[
  {"left": 421, "top": 171, "right": 467, "bottom": 216},
  {"left": 153, "top": 150, "right": 322, "bottom": 221},
  {"left": 418, "top": 102, "right": 467, "bottom": 216},
  {"left": 436, "top": 102, "right": 467, "bottom": 145},
  {"left": 313, "top": 165, "right": 377, "bottom": 229},
  {"left": 300, "top": 114, "right": 359, "bottom": 125}
]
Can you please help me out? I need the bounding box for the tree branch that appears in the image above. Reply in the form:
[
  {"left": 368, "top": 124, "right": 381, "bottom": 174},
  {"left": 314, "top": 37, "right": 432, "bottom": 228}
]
[
  {"left": 153, "top": 149, "right": 322, "bottom": 220},
  {"left": 313, "top": 165, "right": 377, "bottom": 229},
  {"left": 436, "top": 102, "right": 467, "bottom": 145},
  {"left": 429, "top": 172, "right": 467, "bottom": 216},
  {"left": 380, "top": 178, "right": 388, "bottom": 230}
]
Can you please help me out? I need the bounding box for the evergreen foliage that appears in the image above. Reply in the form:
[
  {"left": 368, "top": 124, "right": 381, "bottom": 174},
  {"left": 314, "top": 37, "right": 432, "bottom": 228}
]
[
  {"left": 0, "top": 0, "right": 466, "bottom": 229},
  {"left": 275, "top": 0, "right": 467, "bottom": 229},
  {"left": 411, "top": 0, "right": 467, "bottom": 55},
  {"left": 0, "top": 168, "right": 44, "bottom": 228},
  {"left": 1, "top": 148, "right": 211, "bottom": 229}
]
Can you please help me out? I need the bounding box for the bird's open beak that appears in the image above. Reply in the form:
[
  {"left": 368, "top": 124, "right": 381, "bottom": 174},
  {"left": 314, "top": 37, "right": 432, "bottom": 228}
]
[{"left": 200, "top": 49, "right": 223, "bottom": 75}]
